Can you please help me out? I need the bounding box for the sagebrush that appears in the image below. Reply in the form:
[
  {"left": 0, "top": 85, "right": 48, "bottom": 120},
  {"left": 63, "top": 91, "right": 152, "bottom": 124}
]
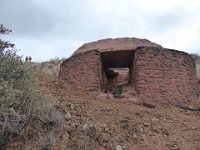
[{"left": 0, "top": 24, "right": 55, "bottom": 148}]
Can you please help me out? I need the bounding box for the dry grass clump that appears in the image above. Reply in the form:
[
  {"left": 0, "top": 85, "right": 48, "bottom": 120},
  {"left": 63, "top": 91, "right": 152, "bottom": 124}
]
[
  {"left": 39, "top": 132, "right": 56, "bottom": 150},
  {"left": 38, "top": 110, "right": 64, "bottom": 150}
]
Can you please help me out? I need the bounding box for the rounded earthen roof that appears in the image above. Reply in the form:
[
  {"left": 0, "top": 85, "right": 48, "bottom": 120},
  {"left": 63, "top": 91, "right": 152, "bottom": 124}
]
[{"left": 73, "top": 37, "right": 162, "bottom": 55}]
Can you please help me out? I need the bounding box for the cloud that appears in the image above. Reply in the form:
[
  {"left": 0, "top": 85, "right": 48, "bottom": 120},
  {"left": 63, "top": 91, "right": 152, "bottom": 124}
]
[
  {"left": 0, "top": 0, "right": 54, "bottom": 37},
  {"left": 0, "top": 0, "right": 200, "bottom": 61}
]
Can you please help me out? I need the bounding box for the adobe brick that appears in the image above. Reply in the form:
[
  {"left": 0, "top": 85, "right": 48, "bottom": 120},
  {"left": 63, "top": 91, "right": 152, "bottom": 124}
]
[{"left": 59, "top": 38, "right": 198, "bottom": 104}]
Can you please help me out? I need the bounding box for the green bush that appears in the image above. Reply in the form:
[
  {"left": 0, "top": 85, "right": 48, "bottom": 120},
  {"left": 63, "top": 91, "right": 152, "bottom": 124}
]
[{"left": 0, "top": 24, "right": 52, "bottom": 148}]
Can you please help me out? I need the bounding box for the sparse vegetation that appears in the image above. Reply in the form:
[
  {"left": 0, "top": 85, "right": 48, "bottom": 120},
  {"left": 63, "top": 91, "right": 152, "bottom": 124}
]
[
  {"left": 0, "top": 24, "right": 58, "bottom": 149},
  {"left": 30, "top": 57, "right": 64, "bottom": 77},
  {"left": 46, "top": 57, "right": 65, "bottom": 65},
  {"left": 39, "top": 131, "right": 56, "bottom": 150}
]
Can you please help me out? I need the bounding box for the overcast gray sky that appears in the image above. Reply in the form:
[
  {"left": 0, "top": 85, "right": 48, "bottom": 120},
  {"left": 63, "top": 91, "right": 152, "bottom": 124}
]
[{"left": 1, "top": 0, "right": 200, "bottom": 61}]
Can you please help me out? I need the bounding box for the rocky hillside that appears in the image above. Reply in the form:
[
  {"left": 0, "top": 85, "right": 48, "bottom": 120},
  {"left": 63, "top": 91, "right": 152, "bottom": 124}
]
[{"left": 4, "top": 60, "right": 200, "bottom": 150}]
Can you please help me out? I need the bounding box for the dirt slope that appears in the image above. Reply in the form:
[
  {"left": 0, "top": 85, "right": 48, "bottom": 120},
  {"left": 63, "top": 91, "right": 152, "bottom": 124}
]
[
  {"left": 40, "top": 72, "right": 200, "bottom": 150},
  {"left": 5, "top": 69, "right": 200, "bottom": 150}
]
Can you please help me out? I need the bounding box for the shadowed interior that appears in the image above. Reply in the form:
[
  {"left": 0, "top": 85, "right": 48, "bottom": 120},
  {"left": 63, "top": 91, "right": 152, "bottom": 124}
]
[
  {"left": 100, "top": 50, "right": 135, "bottom": 95},
  {"left": 101, "top": 50, "right": 134, "bottom": 68}
]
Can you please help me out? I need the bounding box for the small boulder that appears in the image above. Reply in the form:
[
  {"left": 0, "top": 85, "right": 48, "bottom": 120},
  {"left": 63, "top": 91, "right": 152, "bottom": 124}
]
[
  {"left": 143, "top": 101, "right": 156, "bottom": 108},
  {"left": 69, "top": 103, "right": 75, "bottom": 110},
  {"left": 116, "top": 145, "right": 122, "bottom": 150},
  {"left": 64, "top": 112, "right": 71, "bottom": 120}
]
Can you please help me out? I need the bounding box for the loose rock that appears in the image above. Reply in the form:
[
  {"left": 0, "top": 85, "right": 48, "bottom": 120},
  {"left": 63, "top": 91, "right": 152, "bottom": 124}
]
[
  {"left": 116, "top": 145, "right": 122, "bottom": 150},
  {"left": 64, "top": 112, "right": 72, "bottom": 120}
]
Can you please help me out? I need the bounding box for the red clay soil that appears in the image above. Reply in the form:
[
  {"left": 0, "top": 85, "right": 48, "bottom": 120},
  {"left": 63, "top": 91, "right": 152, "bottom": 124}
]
[{"left": 5, "top": 72, "right": 200, "bottom": 150}]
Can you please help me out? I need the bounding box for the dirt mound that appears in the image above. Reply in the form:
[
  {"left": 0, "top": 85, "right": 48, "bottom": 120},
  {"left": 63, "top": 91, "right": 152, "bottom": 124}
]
[
  {"left": 5, "top": 69, "right": 200, "bottom": 150},
  {"left": 52, "top": 81, "right": 200, "bottom": 150}
]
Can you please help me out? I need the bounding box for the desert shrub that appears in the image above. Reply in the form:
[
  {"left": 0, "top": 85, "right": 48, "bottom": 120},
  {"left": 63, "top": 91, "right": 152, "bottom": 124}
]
[
  {"left": 39, "top": 131, "right": 56, "bottom": 150},
  {"left": 33, "top": 109, "right": 64, "bottom": 150},
  {"left": 0, "top": 24, "right": 52, "bottom": 148},
  {"left": 46, "top": 57, "right": 64, "bottom": 65}
]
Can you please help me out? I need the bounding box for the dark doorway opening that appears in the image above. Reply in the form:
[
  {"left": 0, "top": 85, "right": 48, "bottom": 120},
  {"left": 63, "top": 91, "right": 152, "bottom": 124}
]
[{"left": 100, "top": 50, "right": 135, "bottom": 98}]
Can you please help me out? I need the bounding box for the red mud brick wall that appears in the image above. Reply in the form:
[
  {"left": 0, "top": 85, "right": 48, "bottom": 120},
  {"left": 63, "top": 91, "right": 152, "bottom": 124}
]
[
  {"left": 132, "top": 47, "right": 198, "bottom": 104},
  {"left": 59, "top": 50, "right": 101, "bottom": 91},
  {"left": 112, "top": 69, "right": 129, "bottom": 86}
]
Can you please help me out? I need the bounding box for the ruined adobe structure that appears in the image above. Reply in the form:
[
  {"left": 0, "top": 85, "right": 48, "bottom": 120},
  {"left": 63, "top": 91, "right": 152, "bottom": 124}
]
[{"left": 59, "top": 38, "right": 198, "bottom": 104}]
